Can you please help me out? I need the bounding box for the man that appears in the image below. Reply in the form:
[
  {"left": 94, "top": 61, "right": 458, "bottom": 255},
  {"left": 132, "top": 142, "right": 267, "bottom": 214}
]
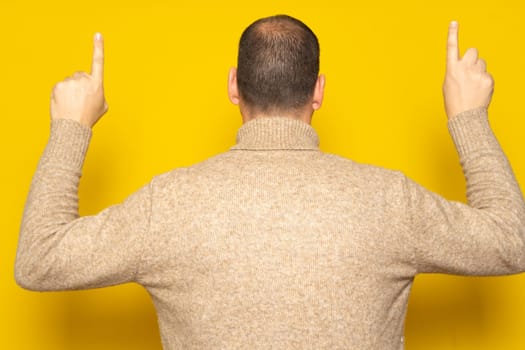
[{"left": 15, "top": 14, "right": 525, "bottom": 349}]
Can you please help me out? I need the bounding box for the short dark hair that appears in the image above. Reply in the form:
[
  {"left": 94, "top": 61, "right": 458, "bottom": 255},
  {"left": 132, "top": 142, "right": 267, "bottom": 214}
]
[{"left": 237, "top": 15, "right": 320, "bottom": 115}]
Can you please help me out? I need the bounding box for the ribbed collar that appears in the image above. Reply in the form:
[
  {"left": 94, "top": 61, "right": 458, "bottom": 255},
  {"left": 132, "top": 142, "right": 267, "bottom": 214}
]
[{"left": 229, "top": 116, "right": 320, "bottom": 151}]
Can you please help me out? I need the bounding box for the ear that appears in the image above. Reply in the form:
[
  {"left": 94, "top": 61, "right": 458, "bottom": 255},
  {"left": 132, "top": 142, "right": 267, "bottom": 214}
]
[
  {"left": 228, "top": 67, "right": 240, "bottom": 105},
  {"left": 312, "top": 74, "right": 326, "bottom": 111}
]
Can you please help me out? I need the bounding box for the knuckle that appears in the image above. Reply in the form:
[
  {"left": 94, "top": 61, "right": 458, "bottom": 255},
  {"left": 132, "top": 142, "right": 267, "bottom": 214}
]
[{"left": 53, "top": 81, "right": 64, "bottom": 91}]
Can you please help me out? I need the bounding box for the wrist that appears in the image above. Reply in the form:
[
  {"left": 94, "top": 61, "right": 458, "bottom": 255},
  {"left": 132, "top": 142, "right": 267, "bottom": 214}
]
[
  {"left": 41, "top": 119, "right": 92, "bottom": 170},
  {"left": 447, "top": 106, "right": 499, "bottom": 159},
  {"left": 448, "top": 105, "right": 489, "bottom": 120}
]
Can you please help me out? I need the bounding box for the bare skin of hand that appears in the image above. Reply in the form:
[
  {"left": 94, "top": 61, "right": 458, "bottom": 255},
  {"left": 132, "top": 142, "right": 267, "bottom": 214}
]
[
  {"left": 50, "top": 33, "right": 108, "bottom": 128},
  {"left": 443, "top": 21, "right": 495, "bottom": 119}
]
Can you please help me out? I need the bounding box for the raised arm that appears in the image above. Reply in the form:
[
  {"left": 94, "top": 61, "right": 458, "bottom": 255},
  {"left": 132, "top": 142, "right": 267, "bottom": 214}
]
[
  {"left": 15, "top": 34, "right": 151, "bottom": 290},
  {"left": 404, "top": 21, "right": 525, "bottom": 275}
]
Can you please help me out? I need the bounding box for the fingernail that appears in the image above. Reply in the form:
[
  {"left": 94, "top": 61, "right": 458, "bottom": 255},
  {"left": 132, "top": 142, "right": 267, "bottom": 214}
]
[
  {"left": 450, "top": 20, "right": 458, "bottom": 27},
  {"left": 95, "top": 32, "right": 102, "bottom": 40}
]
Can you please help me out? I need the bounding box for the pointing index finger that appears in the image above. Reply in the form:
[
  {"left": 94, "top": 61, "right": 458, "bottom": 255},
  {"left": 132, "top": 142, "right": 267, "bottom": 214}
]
[
  {"left": 447, "top": 21, "right": 459, "bottom": 67},
  {"left": 91, "top": 32, "right": 104, "bottom": 81}
]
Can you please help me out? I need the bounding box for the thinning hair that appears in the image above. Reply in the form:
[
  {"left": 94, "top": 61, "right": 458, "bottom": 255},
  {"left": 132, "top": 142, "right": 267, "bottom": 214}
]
[{"left": 237, "top": 15, "right": 320, "bottom": 115}]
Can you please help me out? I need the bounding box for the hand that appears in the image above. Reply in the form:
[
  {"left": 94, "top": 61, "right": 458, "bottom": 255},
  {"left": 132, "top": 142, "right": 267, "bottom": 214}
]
[
  {"left": 50, "top": 33, "right": 108, "bottom": 128},
  {"left": 442, "top": 21, "right": 494, "bottom": 119}
]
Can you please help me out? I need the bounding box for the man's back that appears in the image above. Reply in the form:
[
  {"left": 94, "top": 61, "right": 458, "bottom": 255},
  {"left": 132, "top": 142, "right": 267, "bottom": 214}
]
[{"left": 144, "top": 117, "right": 411, "bottom": 348}]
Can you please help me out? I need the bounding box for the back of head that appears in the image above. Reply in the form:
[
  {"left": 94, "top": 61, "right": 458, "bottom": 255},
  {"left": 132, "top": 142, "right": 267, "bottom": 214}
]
[{"left": 237, "top": 15, "right": 320, "bottom": 116}]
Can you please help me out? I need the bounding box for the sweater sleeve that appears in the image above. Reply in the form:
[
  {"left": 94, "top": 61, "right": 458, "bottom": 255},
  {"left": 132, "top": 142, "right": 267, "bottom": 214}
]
[
  {"left": 404, "top": 106, "right": 525, "bottom": 275},
  {"left": 15, "top": 119, "right": 152, "bottom": 291}
]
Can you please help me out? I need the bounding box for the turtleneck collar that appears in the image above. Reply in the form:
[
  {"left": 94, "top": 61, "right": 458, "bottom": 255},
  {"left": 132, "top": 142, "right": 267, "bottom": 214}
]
[{"left": 229, "top": 116, "right": 320, "bottom": 151}]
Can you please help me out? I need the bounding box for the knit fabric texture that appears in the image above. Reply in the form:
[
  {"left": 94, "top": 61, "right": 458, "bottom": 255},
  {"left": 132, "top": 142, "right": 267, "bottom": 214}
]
[{"left": 15, "top": 107, "right": 525, "bottom": 349}]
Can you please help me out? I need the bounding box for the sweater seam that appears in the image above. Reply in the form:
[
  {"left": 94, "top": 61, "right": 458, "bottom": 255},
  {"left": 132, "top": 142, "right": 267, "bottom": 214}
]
[
  {"left": 134, "top": 181, "right": 153, "bottom": 283},
  {"left": 402, "top": 174, "right": 420, "bottom": 272}
]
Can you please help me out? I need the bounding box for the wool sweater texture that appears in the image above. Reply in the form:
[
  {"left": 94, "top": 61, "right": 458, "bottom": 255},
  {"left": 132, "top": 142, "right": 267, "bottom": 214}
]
[{"left": 15, "top": 107, "right": 525, "bottom": 349}]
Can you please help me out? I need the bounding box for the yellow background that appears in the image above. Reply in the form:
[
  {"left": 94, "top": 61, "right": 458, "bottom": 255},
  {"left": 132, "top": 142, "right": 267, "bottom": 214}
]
[{"left": 2, "top": 0, "right": 525, "bottom": 349}]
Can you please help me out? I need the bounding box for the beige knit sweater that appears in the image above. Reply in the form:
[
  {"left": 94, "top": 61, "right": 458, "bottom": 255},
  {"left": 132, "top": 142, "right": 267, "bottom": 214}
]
[{"left": 15, "top": 107, "right": 525, "bottom": 349}]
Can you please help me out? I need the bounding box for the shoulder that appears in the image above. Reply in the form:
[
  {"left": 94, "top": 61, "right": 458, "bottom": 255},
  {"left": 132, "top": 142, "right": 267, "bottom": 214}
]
[
  {"left": 148, "top": 151, "right": 232, "bottom": 190},
  {"left": 317, "top": 151, "right": 408, "bottom": 188}
]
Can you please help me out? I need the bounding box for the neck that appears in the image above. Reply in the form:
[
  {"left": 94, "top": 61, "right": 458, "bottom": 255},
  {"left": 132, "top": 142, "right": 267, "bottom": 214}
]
[
  {"left": 240, "top": 104, "right": 313, "bottom": 125},
  {"left": 242, "top": 114, "right": 312, "bottom": 125}
]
